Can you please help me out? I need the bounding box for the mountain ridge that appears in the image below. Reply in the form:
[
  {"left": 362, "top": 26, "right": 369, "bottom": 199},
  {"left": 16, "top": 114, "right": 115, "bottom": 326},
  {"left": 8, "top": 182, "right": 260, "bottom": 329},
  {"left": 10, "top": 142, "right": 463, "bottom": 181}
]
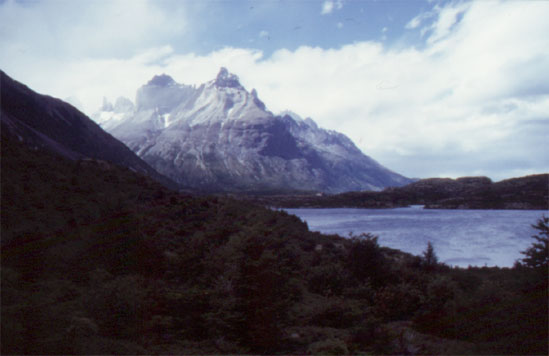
[{"left": 94, "top": 68, "right": 411, "bottom": 193}]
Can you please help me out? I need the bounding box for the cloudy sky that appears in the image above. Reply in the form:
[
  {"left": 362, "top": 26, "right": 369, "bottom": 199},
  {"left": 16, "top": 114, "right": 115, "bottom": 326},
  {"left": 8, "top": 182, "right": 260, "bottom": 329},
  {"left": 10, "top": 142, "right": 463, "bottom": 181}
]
[{"left": 1, "top": 0, "right": 548, "bottom": 180}]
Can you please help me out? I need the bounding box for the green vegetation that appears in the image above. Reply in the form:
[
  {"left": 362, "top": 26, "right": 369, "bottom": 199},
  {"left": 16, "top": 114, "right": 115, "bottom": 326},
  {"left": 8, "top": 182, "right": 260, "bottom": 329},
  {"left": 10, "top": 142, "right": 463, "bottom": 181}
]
[{"left": 1, "top": 135, "right": 547, "bottom": 355}]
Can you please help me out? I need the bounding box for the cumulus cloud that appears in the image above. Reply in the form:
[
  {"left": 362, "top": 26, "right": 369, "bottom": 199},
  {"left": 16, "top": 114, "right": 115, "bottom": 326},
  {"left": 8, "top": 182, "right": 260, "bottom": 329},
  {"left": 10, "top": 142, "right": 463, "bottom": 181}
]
[
  {"left": 0, "top": 0, "right": 185, "bottom": 59},
  {"left": 1, "top": 0, "right": 548, "bottom": 180},
  {"left": 0, "top": 0, "right": 187, "bottom": 110}
]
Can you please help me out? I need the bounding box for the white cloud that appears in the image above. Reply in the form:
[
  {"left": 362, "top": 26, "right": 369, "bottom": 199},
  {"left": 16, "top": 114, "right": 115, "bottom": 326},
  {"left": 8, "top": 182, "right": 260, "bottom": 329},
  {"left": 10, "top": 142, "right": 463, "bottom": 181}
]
[
  {"left": 259, "top": 30, "right": 270, "bottom": 39},
  {"left": 321, "top": 0, "right": 343, "bottom": 15},
  {"left": 405, "top": 11, "right": 433, "bottom": 29},
  {"left": 405, "top": 1, "right": 471, "bottom": 44},
  {"left": 0, "top": 0, "right": 186, "bottom": 59},
  {"left": 321, "top": 1, "right": 334, "bottom": 15},
  {"left": 425, "top": 2, "right": 471, "bottom": 44},
  {"left": 2, "top": 0, "right": 548, "bottom": 181},
  {"left": 0, "top": 0, "right": 187, "bottom": 110}
]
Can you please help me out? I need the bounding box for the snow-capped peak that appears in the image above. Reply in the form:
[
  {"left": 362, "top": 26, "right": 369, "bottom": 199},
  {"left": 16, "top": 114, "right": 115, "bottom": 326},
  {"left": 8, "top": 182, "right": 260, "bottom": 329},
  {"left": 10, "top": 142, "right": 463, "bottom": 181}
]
[
  {"left": 91, "top": 68, "right": 411, "bottom": 193},
  {"left": 113, "top": 97, "right": 134, "bottom": 113},
  {"left": 279, "top": 110, "right": 319, "bottom": 130},
  {"left": 279, "top": 110, "right": 304, "bottom": 122},
  {"left": 214, "top": 67, "right": 244, "bottom": 89},
  {"left": 100, "top": 97, "right": 114, "bottom": 112},
  {"left": 147, "top": 74, "right": 176, "bottom": 87}
]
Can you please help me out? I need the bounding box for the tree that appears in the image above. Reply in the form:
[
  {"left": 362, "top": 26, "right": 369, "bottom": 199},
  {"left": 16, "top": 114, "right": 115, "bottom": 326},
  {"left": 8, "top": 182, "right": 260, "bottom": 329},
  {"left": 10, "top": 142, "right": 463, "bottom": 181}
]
[
  {"left": 519, "top": 216, "right": 549, "bottom": 270},
  {"left": 422, "top": 242, "right": 438, "bottom": 271}
]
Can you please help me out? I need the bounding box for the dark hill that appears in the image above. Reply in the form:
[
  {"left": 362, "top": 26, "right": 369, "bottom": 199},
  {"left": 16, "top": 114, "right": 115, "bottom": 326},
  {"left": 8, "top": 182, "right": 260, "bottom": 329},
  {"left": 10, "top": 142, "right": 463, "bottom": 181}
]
[
  {"left": 252, "top": 174, "right": 548, "bottom": 210},
  {"left": 0, "top": 70, "right": 176, "bottom": 189}
]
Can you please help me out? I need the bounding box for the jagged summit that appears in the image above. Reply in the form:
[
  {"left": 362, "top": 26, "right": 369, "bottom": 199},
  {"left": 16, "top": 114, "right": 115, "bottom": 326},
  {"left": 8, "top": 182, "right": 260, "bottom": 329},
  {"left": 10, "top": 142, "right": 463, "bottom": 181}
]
[
  {"left": 214, "top": 67, "right": 243, "bottom": 89},
  {"left": 147, "top": 74, "right": 176, "bottom": 87},
  {"left": 280, "top": 110, "right": 304, "bottom": 122},
  {"left": 93, "top": 69, "right": 411, "bottom": 193},
  {"left": 100, "top": 97, "right": 114, "bottom": 112}
]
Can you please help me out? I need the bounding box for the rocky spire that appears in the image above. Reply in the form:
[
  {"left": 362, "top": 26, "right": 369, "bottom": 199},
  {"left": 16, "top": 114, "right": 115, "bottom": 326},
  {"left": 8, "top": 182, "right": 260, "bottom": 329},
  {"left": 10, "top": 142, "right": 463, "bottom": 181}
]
[
  {"left": 147, "top": 74, "right": 176, "bottom": 87},
  {"left": 100, "top": 97, "right": 114, "bottom": 112},
  {"left": 214, "top": 67, "right": 243, "bottom": 89}
]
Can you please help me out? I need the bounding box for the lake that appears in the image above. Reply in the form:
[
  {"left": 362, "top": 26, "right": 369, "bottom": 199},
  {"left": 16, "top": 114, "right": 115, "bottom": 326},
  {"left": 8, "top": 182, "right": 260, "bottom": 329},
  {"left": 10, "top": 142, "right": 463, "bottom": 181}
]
[{"left": 285, "top": 207, "right": 547, "bottom": 267}]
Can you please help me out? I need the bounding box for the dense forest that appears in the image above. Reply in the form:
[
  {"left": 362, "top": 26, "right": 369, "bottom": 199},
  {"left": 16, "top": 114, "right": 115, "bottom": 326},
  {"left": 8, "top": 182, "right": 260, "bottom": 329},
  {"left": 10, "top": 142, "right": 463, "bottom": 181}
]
[{"left": 1, "top": 134, "right": 548, "bottom": 355}]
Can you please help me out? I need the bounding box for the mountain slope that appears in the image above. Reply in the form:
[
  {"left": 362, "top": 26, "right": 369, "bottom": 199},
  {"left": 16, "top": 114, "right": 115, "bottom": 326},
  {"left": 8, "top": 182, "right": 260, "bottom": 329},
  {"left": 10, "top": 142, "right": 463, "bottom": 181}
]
[
  {"left": 95, "top": 68, "right": 411, "bottom": 193},
  {"left": 0, "top": 70, "right": 175, "bottom": 189}
]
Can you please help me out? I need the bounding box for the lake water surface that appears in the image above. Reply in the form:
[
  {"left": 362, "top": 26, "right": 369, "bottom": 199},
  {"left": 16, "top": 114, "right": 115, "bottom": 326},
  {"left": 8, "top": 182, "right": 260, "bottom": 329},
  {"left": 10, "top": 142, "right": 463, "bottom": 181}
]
[{"left": 285, "top": 207, "right": 547, "bottom": 267}]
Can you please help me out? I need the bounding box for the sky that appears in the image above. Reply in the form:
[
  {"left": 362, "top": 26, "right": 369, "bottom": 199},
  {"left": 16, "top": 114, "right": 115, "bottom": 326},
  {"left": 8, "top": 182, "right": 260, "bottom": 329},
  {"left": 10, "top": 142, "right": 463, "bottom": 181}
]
[{"left": 1, "top": 0, "right": 548, "bottom": 181}]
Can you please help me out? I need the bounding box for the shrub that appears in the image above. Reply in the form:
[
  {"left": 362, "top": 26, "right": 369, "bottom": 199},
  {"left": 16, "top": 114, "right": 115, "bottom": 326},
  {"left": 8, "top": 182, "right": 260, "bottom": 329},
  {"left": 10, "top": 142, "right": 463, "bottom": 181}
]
[
  {"left": 374, "top": 283, "right": 424, "bottom": 321},
  {"left": 346, "top": 233, "right": 388, "bottom": 286},
  {"left": 307, "top": 338, "right": 349, "bottom": 355}
]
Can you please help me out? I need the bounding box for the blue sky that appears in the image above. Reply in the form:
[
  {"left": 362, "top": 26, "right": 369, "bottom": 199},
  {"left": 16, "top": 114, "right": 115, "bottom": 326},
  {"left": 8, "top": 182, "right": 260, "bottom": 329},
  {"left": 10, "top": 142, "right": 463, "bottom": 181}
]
[
  {"left": 1, "top": 0, "right": 548, "bottom": 180},
  {"left": 178, "top": 0, "right": 429, "bottom": 55}
]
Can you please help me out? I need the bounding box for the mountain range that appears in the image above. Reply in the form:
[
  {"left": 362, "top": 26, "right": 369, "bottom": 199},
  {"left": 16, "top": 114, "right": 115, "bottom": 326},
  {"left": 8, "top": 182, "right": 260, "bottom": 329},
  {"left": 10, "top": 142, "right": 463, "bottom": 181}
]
[{"left": 94, "top": 68, "right": 411, "bottom": 193}]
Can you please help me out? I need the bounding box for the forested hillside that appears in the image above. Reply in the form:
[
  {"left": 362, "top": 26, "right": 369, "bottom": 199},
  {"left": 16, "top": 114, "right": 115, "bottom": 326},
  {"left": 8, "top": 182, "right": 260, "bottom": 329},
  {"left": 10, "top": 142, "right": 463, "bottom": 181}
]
[{"left": 1, "top": 134, "right": 547, "bottom": 355}]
